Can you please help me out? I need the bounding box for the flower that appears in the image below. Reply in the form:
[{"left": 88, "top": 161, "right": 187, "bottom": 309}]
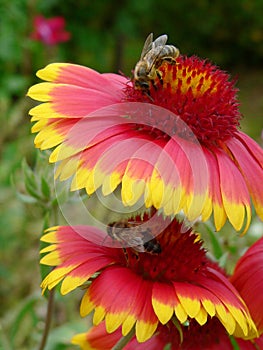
[
  {"left": 30, "top": 15, "right": 71, "bottom": 45},
  {"left": 70, "top": 230, "right": 263, "bottom": 350},
  {"left": 72, "top": 319, "right": 263, "bottom": 350},
  {"left": 27, "top": 43, "right": 263, "bottom": 231},
  {"left": 71, "top": 322, "right": 123, "bottom": 350},
  {"left": 40, "top": 214, "right": 257, "bottom": 343},
  {"left": 231, "top": 235, "right": 263, "bottom": 335}
]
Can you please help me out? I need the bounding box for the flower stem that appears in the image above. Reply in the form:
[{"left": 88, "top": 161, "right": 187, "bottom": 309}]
[
  {"left": 38, "top": 205, "right": 60, "bottom": 350},
  {"left": 112, "top": 327, "right": 136, "bottom": 350},
  {"left": 38, "top": 288, "right": 55, "bottom": 350}
]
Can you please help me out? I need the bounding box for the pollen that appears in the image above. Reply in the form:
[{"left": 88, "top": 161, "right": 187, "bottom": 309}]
[
  {"left": 126, "top": 56, "right": 241, "bottom": 146},
  {"left": 164, "top": 60, "right": 220, "bottom": 97}
]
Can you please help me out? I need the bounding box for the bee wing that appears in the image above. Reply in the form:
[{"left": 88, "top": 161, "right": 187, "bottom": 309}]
[
  {"left": 140, "top": 33, "right": 154, "bottom": 59},
  {"left": 152, "top": 34, "right": 168, "bottom": 49},
  {"left": 133, "top": 245, "right": 146, "bottom": 253},
  {"left": 129, "top": 236, "right": 144, "bottom": 246},
  {"left": 146, "top": 34, "right": 169, "bottom": 70},
  {"left": 126, "top": 232, "right": 146, "bottom": 252},
  {"left": 118, "top": 229, "right": 145, "bottom": 248},
  {"left": 123, "top": 232, "right": 143, "bottom": 245}
]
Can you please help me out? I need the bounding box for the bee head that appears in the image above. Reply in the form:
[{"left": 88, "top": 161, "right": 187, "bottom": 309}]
[{"left": 134, "top": 80, "right": 150, "bottom": 90}]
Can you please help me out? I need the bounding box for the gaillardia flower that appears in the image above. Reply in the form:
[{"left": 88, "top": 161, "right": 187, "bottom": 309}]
[
  {"left": 27, "top": 36, "right": 263, "bottom": 231},
  {"left": 72, "top": 232, "right": 263, "bottom": 349},
  {"left": 72, "top": 319, "right": 263, "bottom": 350},
  {"left": 40, "top": 215, "right": 257, "bottom": 343},
  {"left": 231, "top": 235, "right": 263, "bottom": 335}
]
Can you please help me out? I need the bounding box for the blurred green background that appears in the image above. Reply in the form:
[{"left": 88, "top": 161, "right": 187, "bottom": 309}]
[{"left": 0, "top": 1, "right": 263, "bottom": 349}]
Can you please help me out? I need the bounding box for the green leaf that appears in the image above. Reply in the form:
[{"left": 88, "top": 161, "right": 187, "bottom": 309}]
[
  {"left": 21, "top": 158, "right": 42, "bottom": 199},
  {"left": 16, "top": 192, "right": 38, "bottom": 204},
  {"left": 24, "top": 179, "right": 41, "bottom": 199},
  {"left": 21, "top": 158, "right": 35, "bottom": 182},
  {"left": 41, "top": 176, "right": 51, "bottom": 199},
  {"left": 205, "top": 223, "right": 223, "bottom": 259},
  {"left": 44, "top": 320, "right": 87, "bottom": 350},
  {"left": 10, "top": 295, "right": 39, "bottom": 341}
]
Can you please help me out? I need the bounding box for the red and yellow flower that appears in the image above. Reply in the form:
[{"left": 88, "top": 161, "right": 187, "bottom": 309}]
[
  {"left": 231, "top": 235, "right": 263, "bottom": 335},
  {"left": 72, "top": 319, "right": 263, "bottom": 350},
  {"left": 27, "top": 52, "right": 263, "bottom": 232},
  {"left": 70, "top": 230, "right": 263, "bottom": 349},
  {"left": 40, "top": 215, "right": 257, "bottom": 343}
]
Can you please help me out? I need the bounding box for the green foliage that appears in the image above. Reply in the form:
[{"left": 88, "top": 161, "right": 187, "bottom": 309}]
[
  {"left": 17, "top": 155, "right": 70, "bottom": 213},
  {"left": 58, "top": 0, "right": 263, "bottom": 68},
  {"left": 0, "top": 291, "right": 87, "bottom": 350},
  {"left": 43, "top": 321, "right": 88, "bottom": 350},
  {"left": 203, "top": 222, "right": 223, "bottom": 259},
  {"left": 1, "top": 0, "right": 263, "bottom": 81},
  {"left": 229, "top": 336, "right": 241, "bottom": 350}
]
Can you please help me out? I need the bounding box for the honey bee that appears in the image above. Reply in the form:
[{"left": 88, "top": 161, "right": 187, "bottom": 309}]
[
  {"left": 107, "top": 219, "right": 162, "bottom": 255},
  {"left": 134, "top": 33, "right": 180, "bottom": 92}
]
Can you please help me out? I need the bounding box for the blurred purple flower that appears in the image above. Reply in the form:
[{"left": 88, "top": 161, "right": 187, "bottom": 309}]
[{"left": 31, "top": 15, "right": 71, "bottom": 45}]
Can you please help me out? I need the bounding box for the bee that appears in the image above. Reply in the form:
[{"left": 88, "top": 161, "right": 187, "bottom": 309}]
[
  {"left": 107, "top": 219, "right": 162, "bottom": 255},
  {"left": 134, "top": 33, "right": 180, "bottom": 92}
]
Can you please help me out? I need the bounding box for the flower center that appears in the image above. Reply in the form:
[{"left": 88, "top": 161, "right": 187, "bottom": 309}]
[
  {"left": 121, "top": 218, "right": 208, "bottom": 283},
  {"left": 158, "top": 318, "right": 230, "bottom": 349},
  {"left": 125, "top": 56, "right": 241, "bottom": 146}
]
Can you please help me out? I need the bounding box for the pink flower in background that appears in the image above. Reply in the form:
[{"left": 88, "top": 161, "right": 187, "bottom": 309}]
[{"left": 31, "top": 15, "right": 71, "bottom": 45}]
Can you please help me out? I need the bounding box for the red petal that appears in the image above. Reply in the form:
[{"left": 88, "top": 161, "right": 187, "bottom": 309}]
[
  {"left": 231, "top": 236, "right": 263, "bottom": 333},
  {"left": 214, "top": 147, "right": 250, "bottom": 231},
  {"left": 226, "top": 135, "right": 263, "bottom": 220}
]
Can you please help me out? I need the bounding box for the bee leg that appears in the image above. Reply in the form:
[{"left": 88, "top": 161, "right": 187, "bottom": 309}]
[
  {"left": 122, "top": 248, "right": 129, "bottom": 262},
  {"left": 142, "top": 89, "right": 154, "bottom": 102},
  {"left": 163, "top": 57, "right": 177, "bottom": 65},
  {"left": 122, "top": 248, "right": 140, "bottom": 264},
  {"left": 131, "top": 249, "right": 140, "bottom": 261},
  {"left": 148, "top": 76, "right": 160, "bottom": 92},
  {"left": 156, "top": 71, "right": 163, "bottom": 86}
]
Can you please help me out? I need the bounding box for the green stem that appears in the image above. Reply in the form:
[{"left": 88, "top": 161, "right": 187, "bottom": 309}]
[
  {"left": 112, "top": 327, "right": 135, "bottom": 350},
  {"left": 38, "top": 204, "right": 60, "bottom": 350},
  {"left": 38, "top": 288, "right": 55, "bottom": 350}
]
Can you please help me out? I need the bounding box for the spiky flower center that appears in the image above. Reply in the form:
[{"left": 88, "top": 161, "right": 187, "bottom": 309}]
[
  {"left": 126, "top": 56, "right": 241, "bottom": 146},
  {"left": 120, "top": 218, "right": 208, "bottom": 283},
  {"left": 158, "top": 318, "right": 230, "bottom": 349}
]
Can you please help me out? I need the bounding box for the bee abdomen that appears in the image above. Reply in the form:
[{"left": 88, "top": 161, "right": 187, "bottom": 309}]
[{"left": 162, "top": 45, "right": 178, "bottom": 56}]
